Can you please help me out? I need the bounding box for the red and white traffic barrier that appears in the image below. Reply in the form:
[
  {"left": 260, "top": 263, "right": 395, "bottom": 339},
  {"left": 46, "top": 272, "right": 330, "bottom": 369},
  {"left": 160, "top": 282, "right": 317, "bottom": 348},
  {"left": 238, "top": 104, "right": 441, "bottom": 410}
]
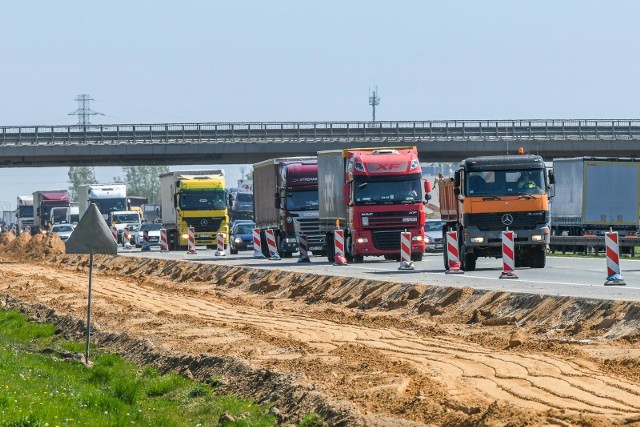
[
  {"left": 605, "top": 231, "right": 626, "bottom": 286},
  {"left": 187, "top": 226, "right": 197, "bottom": 254},
  {"left": 215, "top": 232, "right": 226, "bottom": 256},
  {"left": 297, "top": 234, "right": 310, "bottom": 263},
  {"left": 333, "top": 229, "right": 347, "bottom": 265},
  {"left": 253, "top": 228, "right": 265, "bottom": 258},
  {"left": 500, "top": 230, "right": 518, "bottom": 279},
  {"left": 398, "top": 231, "right": 414, "bottom": 270},
  {"left": 111, "top": 225, "right": 118, "bottom": 242},
  {"left": 445, "top": 230, "right": 463, "bottom": 274},
  {"left": 160, "top": 228, "right": 169, "bottom": 251},
  {"left": 265, "top": 228, "right": 280, "bottom": 260}
]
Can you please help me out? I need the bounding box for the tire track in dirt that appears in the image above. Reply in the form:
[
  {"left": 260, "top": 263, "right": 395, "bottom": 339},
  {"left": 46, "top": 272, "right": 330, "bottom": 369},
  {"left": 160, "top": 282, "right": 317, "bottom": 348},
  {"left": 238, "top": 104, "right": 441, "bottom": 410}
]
[{"left": 1, "top": 261, "right": 640, "bottom": 425}]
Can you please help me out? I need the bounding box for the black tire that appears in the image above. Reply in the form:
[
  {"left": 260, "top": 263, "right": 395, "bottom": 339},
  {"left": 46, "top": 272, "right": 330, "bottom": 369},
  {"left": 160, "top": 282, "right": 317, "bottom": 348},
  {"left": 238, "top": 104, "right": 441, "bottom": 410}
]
[
  {"left": 353, "top": 255, "right": 364, "bottom": 263},
  {"left": 531, "top": 246, "right": 546, "bottom": 268},
  {"left": 461, "top": 242, "right": 476, "bottom": 271},
  {"left": 327, "top": 233, "right": 335, "bottom": 263},
  {"left": 384, "top": 254, "right": 395, "bottom": 261},
  {"left": 443, "top": 247, "right": 449, "bottom": 270},
  {"left": 261, "top": 231, "right": 270, "bottom": 257},
  {"left": 230, "top": 246, "right": 238, "bottom": 255},
  {"left": 411, "top": 252, "right": 423, "bottom": 262},
  {"left": 276, "top": 233, "right": 292, "bottom": 258},
  {"left": 345, "top": 236, "right": 354, "bottom": 262}
]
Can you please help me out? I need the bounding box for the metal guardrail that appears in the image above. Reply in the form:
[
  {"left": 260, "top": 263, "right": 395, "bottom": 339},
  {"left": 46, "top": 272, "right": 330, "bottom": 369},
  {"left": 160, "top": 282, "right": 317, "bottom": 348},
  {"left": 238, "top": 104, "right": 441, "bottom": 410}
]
[
  {"left": 549, "top": 236, "right": 640, "bottom": 257},
  {"left": 549, "top": 236, "right": 640, "bottom": 247},
  {"left": 2, "top": 119, "right": 640, "bottom": 146}
]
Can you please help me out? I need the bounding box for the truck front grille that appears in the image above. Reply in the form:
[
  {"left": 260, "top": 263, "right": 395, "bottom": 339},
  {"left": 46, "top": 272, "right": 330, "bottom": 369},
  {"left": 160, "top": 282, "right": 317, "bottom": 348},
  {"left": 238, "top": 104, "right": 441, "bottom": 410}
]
[
  {"left": 372, "top": 229, "right": 405, "bottom": 251},
  {"left": 294, "top": 218, "right": 324, "bottom": 244},
  {"left": 468, "top": 211, "right": 548, "bottom": 231},
  {"left": 363, "top": 210, "right": 419, "bottom": 228},
  {"left": 184, "top": 217, "right": 224, "bottom": 232}
]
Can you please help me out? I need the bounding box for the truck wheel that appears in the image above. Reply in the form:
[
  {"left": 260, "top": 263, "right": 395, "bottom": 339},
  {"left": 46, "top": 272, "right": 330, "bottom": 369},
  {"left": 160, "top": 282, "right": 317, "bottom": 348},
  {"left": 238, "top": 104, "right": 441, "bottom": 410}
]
[
  {"left": 411, "top": 252, "right": 423, "bottom": 262},
  {"left": 276, "top": 235, "right": 292, "bottom": 258},
  {"left": 531, "top": 246, "right": 546, "bottom": 268},
  {"left": 230, "top": 246, "right": 238, "bottom": 255},
  {"left": 461, "top": 243, "right": 476, "bottom": 271},
  {"left": 353, "top": 255, "right": 364, "bottom": 263},
  {"left": 326, "top": 233, "right": 335, "bottom": 263},
  {"left": 261, "top": 231, "right": 270, "bottom": 257},
  {"left": 443, "top": 249, "right": 449, "bottom": 270}
]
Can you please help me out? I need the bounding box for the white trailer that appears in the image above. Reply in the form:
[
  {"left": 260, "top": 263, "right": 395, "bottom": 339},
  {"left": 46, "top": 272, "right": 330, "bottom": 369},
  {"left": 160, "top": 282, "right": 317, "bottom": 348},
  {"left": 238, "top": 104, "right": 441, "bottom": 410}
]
[
  {"left": 551, "top": 157, "right": 640, "bottom": 236},
  {"left": 78, "top": 184, "right": 127, "bottom": 221},
  {"left": 16, "top": 195, "right": 34, "bottom": 233}
]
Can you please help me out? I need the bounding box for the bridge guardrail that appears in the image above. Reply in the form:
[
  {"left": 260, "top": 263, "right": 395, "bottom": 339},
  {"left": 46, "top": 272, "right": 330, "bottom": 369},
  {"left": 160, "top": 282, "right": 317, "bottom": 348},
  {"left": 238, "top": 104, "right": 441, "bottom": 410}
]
[{"left": 3, "top": 119, "right": 640, "bottom": 146}]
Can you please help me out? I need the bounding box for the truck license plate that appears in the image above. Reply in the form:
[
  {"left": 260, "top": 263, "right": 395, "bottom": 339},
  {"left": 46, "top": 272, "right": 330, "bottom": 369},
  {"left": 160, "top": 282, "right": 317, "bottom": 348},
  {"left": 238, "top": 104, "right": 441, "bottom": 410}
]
[
  {"left": 200, "top": 234, "right": 210, "bottom": 238},
  {"left": 309, "top": 246, "right": 322, "bottom": 251}
]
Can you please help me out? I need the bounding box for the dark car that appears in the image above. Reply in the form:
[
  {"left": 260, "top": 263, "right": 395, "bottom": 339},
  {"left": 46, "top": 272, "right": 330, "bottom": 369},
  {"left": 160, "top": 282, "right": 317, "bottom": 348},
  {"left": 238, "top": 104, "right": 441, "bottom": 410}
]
[{"left": 229, "top": 222, "right": 255, "bottom": 254}]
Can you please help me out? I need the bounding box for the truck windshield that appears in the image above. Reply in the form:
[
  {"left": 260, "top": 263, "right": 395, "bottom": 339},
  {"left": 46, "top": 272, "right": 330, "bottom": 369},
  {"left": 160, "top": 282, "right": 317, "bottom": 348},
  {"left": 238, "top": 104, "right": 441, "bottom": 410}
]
[
  {"left": 466, "top": 169, "right": 546, "bottom": 196},
  {"left": 51, "top": 209, "right": 68, "bottom": 223},
  {"left": 237, "top": 193, "right": 253, "bottom": 203},
  {"left": 112, "top": 214, "right": 140, "bottom": 224},
  {"left": 180, "top": 189, "right": 227, "bottom": 210},
  {"left": 286, "top": 190, "right": 319, "bottom": 211},
  {"left": 354, "top": 179, "right": 421, "bottom": 205},
  {"left": 18, "top": 206, "right": 33, "bottom": 217},
  {"left": 93, "top": 198, "right": 127, "bottom": 214}
]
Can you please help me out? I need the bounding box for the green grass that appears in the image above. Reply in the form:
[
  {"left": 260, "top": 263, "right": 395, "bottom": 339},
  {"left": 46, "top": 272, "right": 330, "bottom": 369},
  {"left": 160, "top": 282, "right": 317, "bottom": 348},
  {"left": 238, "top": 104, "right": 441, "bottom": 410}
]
[{"left": 0, "top": 310, "right": 277, "bottom": 427}]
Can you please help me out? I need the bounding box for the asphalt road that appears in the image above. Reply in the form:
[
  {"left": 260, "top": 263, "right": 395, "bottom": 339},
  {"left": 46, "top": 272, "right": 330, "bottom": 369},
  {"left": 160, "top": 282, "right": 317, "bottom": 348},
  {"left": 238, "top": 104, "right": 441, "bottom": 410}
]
[{"left": 120, "top": 247, "right": 640, "bottom": 302}]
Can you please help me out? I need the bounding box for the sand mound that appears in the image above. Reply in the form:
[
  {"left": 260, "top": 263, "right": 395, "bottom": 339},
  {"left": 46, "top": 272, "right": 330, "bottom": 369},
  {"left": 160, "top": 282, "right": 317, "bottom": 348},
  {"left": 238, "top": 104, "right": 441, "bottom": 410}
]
[
  {"left": 0, "top": 231, "right": 16, "bottom": 245},
  {"left": 13, "top": 232, "right": 66, "bottom": 260}
]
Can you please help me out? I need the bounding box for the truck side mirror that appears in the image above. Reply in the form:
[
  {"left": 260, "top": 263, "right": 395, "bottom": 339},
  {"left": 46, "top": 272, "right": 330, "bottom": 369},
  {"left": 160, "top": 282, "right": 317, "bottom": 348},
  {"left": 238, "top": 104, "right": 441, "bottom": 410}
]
[
  {"left": 274, "top": 192, "right": 281, "bottom": 209},
  {"left": 173, "top": 193, "right": 178, "bottom": 208},
  {"left": 454, "top": 170, "right": 461, "bottom": 187},
  {"left": 454, "top": 188, "right": 461, "bottom": 197},
  {"left": 343, "top": 183, "right": 350, "bottom": 204},
  {"left": 548, "top": 169, "right": 555, "bottom": 185},
  {"left": 424, "top": 180, "right": 432, "bottom": 193}
]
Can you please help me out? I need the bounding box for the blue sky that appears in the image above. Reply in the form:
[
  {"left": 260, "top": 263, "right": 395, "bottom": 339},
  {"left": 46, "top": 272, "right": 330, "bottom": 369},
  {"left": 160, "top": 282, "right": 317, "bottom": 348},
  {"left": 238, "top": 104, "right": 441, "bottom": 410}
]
[{"left": 1, "top": 1, "right": 639, "bottom": 210}]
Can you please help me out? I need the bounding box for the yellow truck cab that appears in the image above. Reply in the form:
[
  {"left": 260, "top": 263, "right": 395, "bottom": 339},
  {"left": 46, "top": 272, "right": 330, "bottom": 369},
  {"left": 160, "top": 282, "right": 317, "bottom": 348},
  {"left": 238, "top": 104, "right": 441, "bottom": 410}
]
[{"left": 159, "top": 170, "right": 229, "bottom": 251}]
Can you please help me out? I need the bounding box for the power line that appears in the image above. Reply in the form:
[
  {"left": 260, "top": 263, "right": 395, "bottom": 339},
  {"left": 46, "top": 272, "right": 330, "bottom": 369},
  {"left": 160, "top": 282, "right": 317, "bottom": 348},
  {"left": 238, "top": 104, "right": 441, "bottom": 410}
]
[{"left": 68, "top": 94, "right": 104, "bottom": 125}]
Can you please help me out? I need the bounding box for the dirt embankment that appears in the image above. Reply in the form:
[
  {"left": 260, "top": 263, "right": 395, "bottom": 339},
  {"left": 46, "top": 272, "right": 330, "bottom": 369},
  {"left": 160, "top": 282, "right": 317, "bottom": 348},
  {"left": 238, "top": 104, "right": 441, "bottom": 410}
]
[{"left": 1, "top": 231, "right": 640, "bottom": 426}]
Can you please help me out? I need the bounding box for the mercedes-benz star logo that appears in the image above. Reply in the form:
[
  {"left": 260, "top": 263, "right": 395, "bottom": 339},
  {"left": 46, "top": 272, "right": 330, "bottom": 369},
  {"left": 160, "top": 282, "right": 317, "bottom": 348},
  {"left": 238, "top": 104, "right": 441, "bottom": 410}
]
[
  {"left": 200, "top": 219, "right": 208, "bottom": 226},
  {"left": 501, "top": 214, "right": 514, "bottom": 226}
]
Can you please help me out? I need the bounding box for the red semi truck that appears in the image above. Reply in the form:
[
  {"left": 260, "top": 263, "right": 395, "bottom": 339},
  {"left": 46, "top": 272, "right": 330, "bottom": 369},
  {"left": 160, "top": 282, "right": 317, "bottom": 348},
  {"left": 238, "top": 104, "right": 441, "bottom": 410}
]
[
  {"left": 318, "top": 147, "right": 428, "bottom": 262},
  {"left": 32, "top": 190, "right": 71, "bottom": 234},
  {"left": 253, "top": 157, "right": 325, "bottom": 257}
]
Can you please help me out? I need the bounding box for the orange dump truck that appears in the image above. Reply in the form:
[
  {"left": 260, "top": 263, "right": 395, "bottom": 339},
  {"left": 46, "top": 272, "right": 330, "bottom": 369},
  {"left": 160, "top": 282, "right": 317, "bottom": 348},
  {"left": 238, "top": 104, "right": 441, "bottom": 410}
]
[{"left": 438, "top": 154, "right": 554, "bottom": 271}]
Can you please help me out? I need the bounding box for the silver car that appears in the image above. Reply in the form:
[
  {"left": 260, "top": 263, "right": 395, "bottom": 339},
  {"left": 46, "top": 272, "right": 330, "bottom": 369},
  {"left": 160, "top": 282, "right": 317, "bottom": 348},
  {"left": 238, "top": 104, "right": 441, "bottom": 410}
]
[
  {"left": 50, "top": 224, "right": 75, "bottom": 242},
  {"left": 134, "top": 223, "right": 162, "bottom": 248},
  {"left": 424, "top": 219, "right": 446, "bottom": 253}
]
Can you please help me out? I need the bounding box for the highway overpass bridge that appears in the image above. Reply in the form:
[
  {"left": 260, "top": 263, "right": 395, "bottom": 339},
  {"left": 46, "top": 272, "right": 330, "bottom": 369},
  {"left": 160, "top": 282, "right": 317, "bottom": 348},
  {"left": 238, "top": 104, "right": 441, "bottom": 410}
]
[{"left": 1, "top": 119, "right": 640, "bottom": 167}]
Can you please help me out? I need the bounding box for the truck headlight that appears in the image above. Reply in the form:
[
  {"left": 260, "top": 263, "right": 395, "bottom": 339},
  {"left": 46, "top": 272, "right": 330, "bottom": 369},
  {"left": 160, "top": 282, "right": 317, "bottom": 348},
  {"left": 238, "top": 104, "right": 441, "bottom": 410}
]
[
  {"left": 470, "top": 237, "right": 484, "bottom": 243},
  {"left": 531, "top": 235, "right": 544, "bottom": 241},
  {"left": 412, "top": 236, "right": 423, "bottom": 242},
  {"left": 181, "top": 233, "right": 189, "bottom": 239},
  {"left": 424, "top": 236, "right": 432, "bottom": 243},
  {"left": 356, "top": 237, "right": 368, "bottom": 244},
  {"left": 285, "top": 238, "right": 297, "bottom": 243},
  {"left": 234, "top": 237, "right": 243, "bottom": 244}
]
